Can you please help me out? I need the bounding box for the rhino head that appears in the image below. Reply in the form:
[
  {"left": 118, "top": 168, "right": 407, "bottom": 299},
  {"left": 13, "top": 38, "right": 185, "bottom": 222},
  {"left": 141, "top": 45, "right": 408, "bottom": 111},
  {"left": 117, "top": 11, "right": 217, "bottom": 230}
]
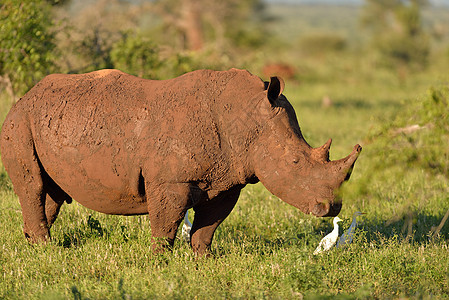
[{"left": 249, "top": 76, "right": 361, "bottom": 217}]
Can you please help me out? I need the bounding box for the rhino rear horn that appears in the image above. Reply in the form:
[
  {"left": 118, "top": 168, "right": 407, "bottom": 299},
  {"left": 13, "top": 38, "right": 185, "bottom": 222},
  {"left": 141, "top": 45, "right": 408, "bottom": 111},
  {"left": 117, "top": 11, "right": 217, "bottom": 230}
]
[
  {"left": 267, "top": 76, "right": 285, "bottom": 105},
  {"left": 312, "top": 138, "right": 332, "bottom": 162}
]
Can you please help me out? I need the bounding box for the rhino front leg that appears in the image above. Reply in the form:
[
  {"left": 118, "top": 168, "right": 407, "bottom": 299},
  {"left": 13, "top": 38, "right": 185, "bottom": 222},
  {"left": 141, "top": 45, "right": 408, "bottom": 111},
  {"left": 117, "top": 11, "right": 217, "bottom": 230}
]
[
  {"left": 146, "top": 182, "right": 191, "bottom": 253},
  {"left": 191, "top": 185, "right": 242, "bottom": 256}
]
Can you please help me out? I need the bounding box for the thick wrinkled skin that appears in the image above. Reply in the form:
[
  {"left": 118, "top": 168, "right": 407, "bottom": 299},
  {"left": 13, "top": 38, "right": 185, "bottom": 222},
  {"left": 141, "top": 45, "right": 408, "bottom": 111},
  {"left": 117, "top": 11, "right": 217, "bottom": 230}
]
[{"left": 0, "top": 69, "right": 361, "bottom": 255}]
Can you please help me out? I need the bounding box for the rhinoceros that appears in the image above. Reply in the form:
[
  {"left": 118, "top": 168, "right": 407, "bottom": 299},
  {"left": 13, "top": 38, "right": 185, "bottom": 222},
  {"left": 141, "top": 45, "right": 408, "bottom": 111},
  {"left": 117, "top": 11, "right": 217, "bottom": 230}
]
[{"left": 0, "top": 68, "right": 361, "bottom": 255}]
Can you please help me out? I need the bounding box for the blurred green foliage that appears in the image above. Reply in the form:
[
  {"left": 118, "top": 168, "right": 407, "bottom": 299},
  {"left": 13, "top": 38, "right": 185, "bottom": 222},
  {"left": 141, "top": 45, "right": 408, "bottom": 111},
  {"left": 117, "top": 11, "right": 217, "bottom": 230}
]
[
  {"left": 298, "top": 33, "right": 347, "bottom": 56},
  {"left": 0, "top": 0, "right": 271, "bottom": 94},
  {"left": 76, "top": 28, "right": 114, "bottom": 71},
  {"left": 110, "top": 33, "right": 162, "bottom": 79},
  {"left": 375, "top": 32, "right": 429, "bottom": 70},
  {"left": 1, "top": 0, "right": 446, "bottom": 92},
  {"left": 0, "top": 0, "right": 57, "bottom": 96},
  {"left": 362, "top": 0, "right": 430, "bottom": 76},
  {"left": 220, "top": 0, "right": 269, "bottom": 49},
  {"left": 362, "top": 84, "right": 449, "bottom": 194},
  {"left": 152, "top": 0, "right": 268, "bottom": 51}
]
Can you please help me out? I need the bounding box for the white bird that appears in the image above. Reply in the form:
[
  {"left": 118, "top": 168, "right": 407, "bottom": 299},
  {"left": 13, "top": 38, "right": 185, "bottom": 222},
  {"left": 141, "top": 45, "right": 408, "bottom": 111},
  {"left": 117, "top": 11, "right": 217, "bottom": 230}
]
[
  {"left": 336, "top": 211, "right": 364, "bottom": 248},
  {"left": 181, "top": 210, "right": 192, "bottom": 243},
  {"left": 313, "top": 216, "right": 342, "bottom": 255}
]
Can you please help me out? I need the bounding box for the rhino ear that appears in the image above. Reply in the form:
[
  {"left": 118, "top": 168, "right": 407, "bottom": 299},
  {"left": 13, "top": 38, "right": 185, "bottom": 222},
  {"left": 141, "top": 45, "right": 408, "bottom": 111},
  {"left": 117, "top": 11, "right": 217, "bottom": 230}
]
[{"left": 266, "top": 76, "right": 285, "bottom": 105}]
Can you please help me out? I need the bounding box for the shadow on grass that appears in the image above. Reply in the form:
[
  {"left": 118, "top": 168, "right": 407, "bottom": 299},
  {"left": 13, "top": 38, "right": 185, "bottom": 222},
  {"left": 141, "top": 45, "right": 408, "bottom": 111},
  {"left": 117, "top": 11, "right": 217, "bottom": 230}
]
[
  {"left": 56, "top": 215, "right": 109, "bottom": 248},
  {"left": 309, "top": 209, "right": 449, "bottom": 247},
  {"left": 55, "top": 208, "right": 448, "bottom": 252},
  {"left": 360, "top": 210, "right": 449, "bottom": 245},
  {"left": 213, "top": 209, "right": 449, "bottom": 257},
  {"left": 54, "top": 215, "right": 143, "bottom": 248}
]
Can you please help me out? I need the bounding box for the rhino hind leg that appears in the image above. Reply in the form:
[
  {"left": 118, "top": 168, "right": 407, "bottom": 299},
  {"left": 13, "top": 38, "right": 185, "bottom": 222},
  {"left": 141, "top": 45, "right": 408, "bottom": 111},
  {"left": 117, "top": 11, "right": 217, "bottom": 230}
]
[
  {"left": 191, "top": 186, "right": 242, "bottom": 256},
  {"left": 2, "top": 134, "right": 49, "bottom": 242},
  {"left": 42, "top": 170, "right": 72, "bottom": 228}
]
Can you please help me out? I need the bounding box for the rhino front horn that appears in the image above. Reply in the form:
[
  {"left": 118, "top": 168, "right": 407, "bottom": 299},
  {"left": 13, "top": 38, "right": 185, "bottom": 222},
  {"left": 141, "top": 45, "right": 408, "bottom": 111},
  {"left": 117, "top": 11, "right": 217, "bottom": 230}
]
[
  {"left": 345, "top": 144, "right": 362, "bottom": 166},
  {"left": 336, "top": 144, "right": 362, "bottom": 180}
]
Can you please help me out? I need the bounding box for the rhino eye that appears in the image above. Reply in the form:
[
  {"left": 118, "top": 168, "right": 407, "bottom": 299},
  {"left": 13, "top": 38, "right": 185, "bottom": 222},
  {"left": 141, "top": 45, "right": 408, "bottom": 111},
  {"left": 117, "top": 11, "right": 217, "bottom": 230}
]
[{"left": 292, "top": 158, "right": 299, "bottom": 164}]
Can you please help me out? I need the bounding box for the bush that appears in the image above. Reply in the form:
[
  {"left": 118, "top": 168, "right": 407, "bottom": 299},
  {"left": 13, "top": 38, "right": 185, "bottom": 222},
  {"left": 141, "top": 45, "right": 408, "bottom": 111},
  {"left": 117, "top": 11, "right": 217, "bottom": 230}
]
[
  {"left": 0, "top": 0, "right": 57, "bottom": 97},
  {"left": 110, "top": 33, "right": 213, "bottom": 80},
  {"left": 375, "top": 32, "right": 429, "bottom": 71},
  {"left": 365, "top": 84, "right": 449, "bottom": 182},
  {"left": 361, "top": 1, "right": 430, "bottom": 78},
  {"left": 110, "top": 33, "right": 162, "bottom": 79}
]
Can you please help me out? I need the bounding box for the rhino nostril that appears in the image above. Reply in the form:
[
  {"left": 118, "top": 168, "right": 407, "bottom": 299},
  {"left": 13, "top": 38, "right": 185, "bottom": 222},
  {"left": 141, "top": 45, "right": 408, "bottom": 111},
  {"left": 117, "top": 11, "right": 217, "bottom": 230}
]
[
  {"left": 312, "top": 202, "right": 342, "bottom": 217},
  {"left": 311, "top": 202, "right": 330, "bottom": 217}
]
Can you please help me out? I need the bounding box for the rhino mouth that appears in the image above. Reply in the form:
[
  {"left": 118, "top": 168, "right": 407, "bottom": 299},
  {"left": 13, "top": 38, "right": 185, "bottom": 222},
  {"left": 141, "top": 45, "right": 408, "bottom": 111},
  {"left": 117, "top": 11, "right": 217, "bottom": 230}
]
[{"left": 311, "top": 201, "right": 342, "bottom": 217}]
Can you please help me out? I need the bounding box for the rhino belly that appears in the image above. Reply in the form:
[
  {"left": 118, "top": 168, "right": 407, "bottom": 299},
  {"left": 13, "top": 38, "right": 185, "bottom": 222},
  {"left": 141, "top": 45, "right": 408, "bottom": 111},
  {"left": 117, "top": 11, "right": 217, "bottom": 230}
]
[{"left": 34, "top": 137, "right": 148, "bottom": 215}]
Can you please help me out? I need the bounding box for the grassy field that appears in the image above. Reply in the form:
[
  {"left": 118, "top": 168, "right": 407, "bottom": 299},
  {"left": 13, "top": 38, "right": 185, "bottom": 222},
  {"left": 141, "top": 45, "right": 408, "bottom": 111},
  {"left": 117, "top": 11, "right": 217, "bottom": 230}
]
[
  {"left": 1, "top": 67, "right": 448, "bottom": 298},
  {"left": 2, "top": 4, "right": 449, "bottom": 299}
]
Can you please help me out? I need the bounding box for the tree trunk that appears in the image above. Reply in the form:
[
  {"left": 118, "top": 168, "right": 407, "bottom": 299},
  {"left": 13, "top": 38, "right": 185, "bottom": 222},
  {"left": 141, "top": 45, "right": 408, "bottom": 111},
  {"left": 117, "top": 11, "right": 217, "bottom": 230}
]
[{"left": 180, "top": 0, "right": 204, "bottom": 51}]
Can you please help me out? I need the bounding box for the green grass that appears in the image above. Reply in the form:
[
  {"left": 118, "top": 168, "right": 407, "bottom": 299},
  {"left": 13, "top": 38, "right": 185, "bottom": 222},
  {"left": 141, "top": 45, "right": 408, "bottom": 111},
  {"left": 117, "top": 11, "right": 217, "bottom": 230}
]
[
  {"left": 1, "top": 66, "right": 449, "bottom": 298},
  {"left": 0, "top": 182, "right": 448, "bottom": 299}
]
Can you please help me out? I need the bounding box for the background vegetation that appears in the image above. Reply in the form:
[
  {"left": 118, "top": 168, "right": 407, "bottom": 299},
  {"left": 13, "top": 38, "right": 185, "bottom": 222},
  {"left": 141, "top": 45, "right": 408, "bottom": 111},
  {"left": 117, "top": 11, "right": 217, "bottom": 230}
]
[{"left": 1, "top": 0, "right": 449, "bottom": 298}]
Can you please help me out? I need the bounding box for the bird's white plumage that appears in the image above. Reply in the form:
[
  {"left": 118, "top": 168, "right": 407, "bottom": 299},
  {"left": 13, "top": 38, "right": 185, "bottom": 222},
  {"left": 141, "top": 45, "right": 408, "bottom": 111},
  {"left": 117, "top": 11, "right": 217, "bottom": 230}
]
[
  {"left": 181, "top": 210, "right": 192, "bottom": 243},
  {"left": 336, "top": 211, "right": 364, "bottom": 248},
  {"left": 313, "top": 216, "right": 342, "bottom": 255}
]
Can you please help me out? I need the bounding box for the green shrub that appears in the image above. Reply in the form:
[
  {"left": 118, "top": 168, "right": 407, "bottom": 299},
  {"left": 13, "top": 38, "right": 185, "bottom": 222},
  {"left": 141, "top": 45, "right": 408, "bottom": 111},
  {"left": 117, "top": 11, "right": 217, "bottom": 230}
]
[
  {"left": 0, "top": 0, "right": 57, "bottom": 97},
  {"left": 363, "top": 84, "right": 449, "bottom": 189},
  {"left": 375, "top": 32, "right": 429, "bottom": 71},
  {"left": 110, "top": 33, "right": 162, "bottom": 79},
  {"left": 361, "top": 0, "right": 430, "bottom": 78}
]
